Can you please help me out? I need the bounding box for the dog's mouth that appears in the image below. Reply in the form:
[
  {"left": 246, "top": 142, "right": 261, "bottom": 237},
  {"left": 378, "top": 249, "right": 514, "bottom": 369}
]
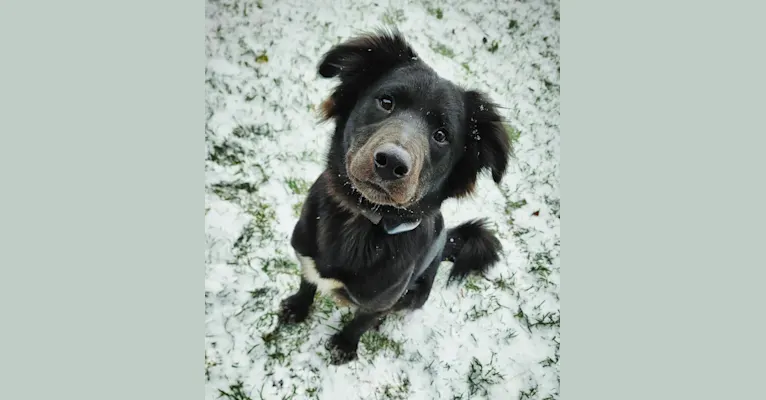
[
  {"left": 347, "top": 173, "right": 402, "bottom": 206},
  {"left": 363, "top": 180, "right": 387, "bottom": 195}
]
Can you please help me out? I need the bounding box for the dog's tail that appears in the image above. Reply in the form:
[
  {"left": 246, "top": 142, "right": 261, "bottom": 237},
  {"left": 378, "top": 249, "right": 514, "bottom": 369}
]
[{"left": 442, "top": 218, "right": 502, "bottom": 284}]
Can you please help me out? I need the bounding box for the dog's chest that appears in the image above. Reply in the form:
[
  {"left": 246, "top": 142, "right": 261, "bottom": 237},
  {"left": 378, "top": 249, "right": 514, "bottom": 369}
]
[{"left": 302, "top": 228, "right": 417, "bottom": 303}]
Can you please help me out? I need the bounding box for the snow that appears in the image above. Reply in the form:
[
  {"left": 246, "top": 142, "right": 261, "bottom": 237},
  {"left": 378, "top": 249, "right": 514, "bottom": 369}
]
[{"left": 206, "top": 0, "right": 559, "bottom": 399}]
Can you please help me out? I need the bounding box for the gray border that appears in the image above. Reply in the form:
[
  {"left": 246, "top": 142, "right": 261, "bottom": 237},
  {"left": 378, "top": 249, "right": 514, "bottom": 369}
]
[
  {"left": 564, "top": 0, "right": 764, "bottom": 399},
  {"left": 2, "top": 0, "right": 202, "bottom": 398},
  {"left": 4, "top": 0, "right": 763, "bottom": 398}
]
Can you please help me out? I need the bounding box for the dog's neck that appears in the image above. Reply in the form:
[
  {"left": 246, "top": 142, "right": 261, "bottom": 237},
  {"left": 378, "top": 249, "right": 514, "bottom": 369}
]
[
  {"left": 323, "top": 169, "right": 424, "bottom": 235},
  {"left": 358, "top": 207, "right": 421, "bottom": 235}
]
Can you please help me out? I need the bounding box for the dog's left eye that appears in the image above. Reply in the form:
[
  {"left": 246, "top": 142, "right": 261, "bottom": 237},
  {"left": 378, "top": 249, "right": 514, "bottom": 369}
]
[
  {"left": 377, "top": 95, "right": 395, "bottom": 112},
  {"left": 432, "top": 129, "right": 448, "bottom": 143}
]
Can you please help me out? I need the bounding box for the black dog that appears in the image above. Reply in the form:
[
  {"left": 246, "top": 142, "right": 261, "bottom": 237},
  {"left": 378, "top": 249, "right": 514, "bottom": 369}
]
[{"left": 278, "top": 30, "right": 512, "bottom": 365}]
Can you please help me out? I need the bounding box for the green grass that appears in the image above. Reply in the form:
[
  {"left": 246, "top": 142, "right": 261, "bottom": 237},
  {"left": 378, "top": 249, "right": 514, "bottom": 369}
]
[
  {"left": 225, "top": 197, "right": 277, "bottom": 263},
  {"left": 231, "top": 223, "right": 256, "bottom": 262},
  {"left": 529, "top": 263, "right": 551, "bottom": 278},
  {"left": 260, "top": 255, "right": 299, "bottom": 276},
  {"left": 275, "top": 149, "right": 321, "bottom": 164},
  {"left": 529, "top": 252, "right": 554, "bottom": 286},
  {"left": 300, "top": 150, "right": 320, "bottom": 161},
  {"left": 514, "top": 306, "right": 531, "bottom": 329},
  {"left": 504, "top": 328, "right": 518, "bottom": 344},
  {"left": 465, "top": 304, "right": 490, "bottom": 321},
  {"left": 360, "top": 331, "right": 404, "bottom": 358},
  {"left": 208, "top": 140, "right": 253, "bottom": 167},
  {"left": 253, "top": 311, "right": 279, "bottom": 331},
  {"left": 530, "top": 312, "right": 560, "bottom": 329},
  {"left": 382, "top": 8, "right": 406, "bottom": 25},
  {"left": 210, "top": 181, "right": 261, "bottom": 202},
  {"left": 377, "top": 373, "right": 411, "bottom": 400},
  {"left": 292, "top": 201, "right": 303, "bottom": 217},
  {"left": 463, "top": 275, "right": 484, "bottom": 292},
  {"left": 545, "top": 195, "right": 560, "bottom": 219},
  {"left": 246, "top": 294, "right": 273, "bottom": 324},
  {"left": 465, "top": 297, "right": 502, "bottom": 321},
  {"left": 340, "top": 310, "right": 355, "bottom": 326},
  {"left": 465, "top": 305, "right": 497, "bottom": 321},
  {"left": 505, "top": 124, "right": 521, "bottom": 143},
  {"left": 492, "top": 274, "right": 515, "bottom": 292},
  {"left": 231, "top": 124, "right": 274, "bottom": 139},
  {"left": 519, "top": 385, "right": 539, "bottom": 400},
  {"left": 260, "top": 321, "right": 311, "bottom": 366},
  {"left": 245, "top": 202, "right": 276, "bottom": 240},
  {"left": 543, "top": 79, "right": 559, "bottom": 92},
  {"left": 467, "top": 356, "right": 504, "bottom": 397},
  {"left": 285, "top": 177, "right": 311, "bottom": 195},
  {"left": 512, "top": 226, "right": 530, "bottom": 238},
  {"left": 431, "top": 42, "right": 456, "bottom": 58},
  {"left": 247, "top": 287, "right": 275, "bottom": 311},
  {"left": 487, "top": 40, "right": 500, "bottom": 53},
  {"left": 540, "top": 357, "right": 556, "bottom": 368},
  {"left": 205, "top": 352, "right": 218, "bottom": 382},
  {"left": 428, "top": 7, "right": 444, "bottom": 19},
  {"left": 305, "top": 387, "right": 319, "bottom": 398},
  {"left": 314, "top": 293, "right": 336, "bottom": 317},
  {"left": 504, "top": 198, "right": 527, "bottom": 214},
  {"left": 218, "top": 381, "right": 252, "bottom": 400}
]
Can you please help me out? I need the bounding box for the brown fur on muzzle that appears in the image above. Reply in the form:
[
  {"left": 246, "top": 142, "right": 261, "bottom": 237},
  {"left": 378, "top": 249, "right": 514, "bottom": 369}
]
[{"left": 346, "top": 120, "right": 428, "bottom": 206}]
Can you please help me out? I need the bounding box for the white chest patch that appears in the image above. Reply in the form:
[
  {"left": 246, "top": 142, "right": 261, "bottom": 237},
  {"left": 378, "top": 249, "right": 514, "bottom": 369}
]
[{"left": 297, "top": 253, "right": 344, "bottom": 294}]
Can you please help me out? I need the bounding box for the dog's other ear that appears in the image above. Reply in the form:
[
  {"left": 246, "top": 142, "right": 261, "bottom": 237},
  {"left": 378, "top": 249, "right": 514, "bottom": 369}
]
[
  {"left": 317, "top": 29, "right": 416, "bottom": 80},
  {"left": 317, "top": 29, "right": 417, "bottom": 120},
  {"left": 446, "top": 90, "right": 513, "bottom": 198}
]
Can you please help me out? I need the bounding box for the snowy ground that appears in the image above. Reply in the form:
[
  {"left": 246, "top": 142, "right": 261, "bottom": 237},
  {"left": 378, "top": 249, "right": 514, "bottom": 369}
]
[{"left": 205, "top": 0, "right": 559, "bottom": 399}]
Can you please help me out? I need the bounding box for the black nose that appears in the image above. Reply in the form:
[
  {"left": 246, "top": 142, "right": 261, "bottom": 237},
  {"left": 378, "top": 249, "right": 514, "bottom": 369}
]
[{"left": 373, "top": 144, "right": 412, "bottom": 181}]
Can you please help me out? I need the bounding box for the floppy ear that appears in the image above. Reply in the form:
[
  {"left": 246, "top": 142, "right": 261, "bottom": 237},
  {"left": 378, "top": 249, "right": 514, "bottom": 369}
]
[
  {"left": 317, "top": 29, "right": 418, "bottom": 120},
  {"left": 445, "top": 90, "right": 513, "bottom": 198}
]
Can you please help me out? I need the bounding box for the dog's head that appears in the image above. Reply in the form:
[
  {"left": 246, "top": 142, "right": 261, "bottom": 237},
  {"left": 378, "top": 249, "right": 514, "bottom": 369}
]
[{"left": 318, "top": 30, "right": 512, "bottom": 216}]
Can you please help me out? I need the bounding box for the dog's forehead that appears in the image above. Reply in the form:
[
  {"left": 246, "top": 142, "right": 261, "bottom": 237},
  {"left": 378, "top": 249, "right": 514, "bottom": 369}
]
[{"left": 378, "top": 66, "right": 464, "bottom": 109}]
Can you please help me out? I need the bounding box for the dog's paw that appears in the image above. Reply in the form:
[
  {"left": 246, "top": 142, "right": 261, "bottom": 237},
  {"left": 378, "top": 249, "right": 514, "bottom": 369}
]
[
  {"left": 326, "top": 334, "right": 359, "bottom": 365},
  {"left": 278, "top": 296, "right": 310, "bottom": 325}
]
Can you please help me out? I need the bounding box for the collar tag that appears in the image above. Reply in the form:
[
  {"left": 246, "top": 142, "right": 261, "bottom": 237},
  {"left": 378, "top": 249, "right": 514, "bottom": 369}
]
[
  {"left": 358, "top": 208, "right": 420, "bottom": 235},
  {"left": 383, "top": 219, "right": 421, "bottom": 234}
]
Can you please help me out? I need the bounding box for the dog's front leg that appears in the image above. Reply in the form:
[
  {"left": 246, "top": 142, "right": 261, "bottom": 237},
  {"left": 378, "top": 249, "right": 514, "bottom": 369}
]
[
  {"left": 326, "top": 310, "right": 386, "bottom": 365},
  {"left": 279, "top": 182, "right": 322, "bottom": 324},
  {"left": 278, "top": 277, "right": 317, "bottom": 324}
]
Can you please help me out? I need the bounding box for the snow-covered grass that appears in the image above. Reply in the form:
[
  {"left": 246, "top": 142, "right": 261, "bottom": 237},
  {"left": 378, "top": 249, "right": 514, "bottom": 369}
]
[{"left": 205, "top": 0, "right": 559, "bottom": 399}]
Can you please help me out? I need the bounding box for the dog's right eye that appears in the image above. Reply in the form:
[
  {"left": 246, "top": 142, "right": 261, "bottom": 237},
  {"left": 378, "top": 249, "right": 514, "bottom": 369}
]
[{"left": 377, "top": 95, "right": 395, "bottom": 112}]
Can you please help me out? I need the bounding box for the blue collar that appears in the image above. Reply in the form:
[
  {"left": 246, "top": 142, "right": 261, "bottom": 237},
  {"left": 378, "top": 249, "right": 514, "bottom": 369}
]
[
  {"left": 359, "top": 208, "right": 421, "bottom": 235},
  {"left": 382, "top": 218, "right": 422, "bottom": 234}
]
